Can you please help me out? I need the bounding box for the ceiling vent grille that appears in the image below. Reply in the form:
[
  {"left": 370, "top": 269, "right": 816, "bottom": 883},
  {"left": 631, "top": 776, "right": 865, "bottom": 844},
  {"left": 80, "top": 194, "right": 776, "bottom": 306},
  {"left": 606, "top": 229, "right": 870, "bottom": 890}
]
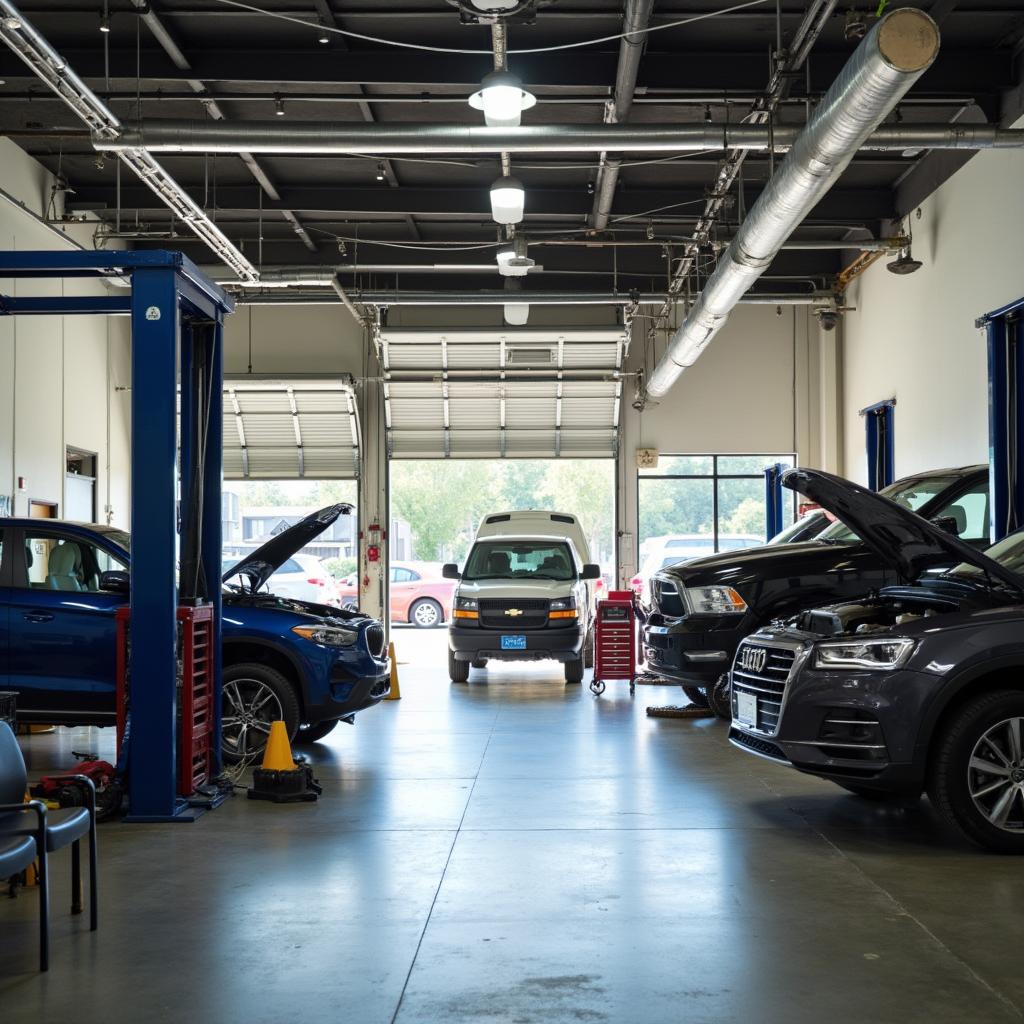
[{"left": 506, "top": 347, "right": 553, "bottom": 365}]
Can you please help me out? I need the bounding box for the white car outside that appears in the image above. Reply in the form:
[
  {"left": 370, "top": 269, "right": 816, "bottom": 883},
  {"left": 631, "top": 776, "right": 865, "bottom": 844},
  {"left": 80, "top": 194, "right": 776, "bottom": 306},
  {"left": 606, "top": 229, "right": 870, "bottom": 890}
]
[{"left": 224, "top": 551, "right": 335, "bottom": 604}]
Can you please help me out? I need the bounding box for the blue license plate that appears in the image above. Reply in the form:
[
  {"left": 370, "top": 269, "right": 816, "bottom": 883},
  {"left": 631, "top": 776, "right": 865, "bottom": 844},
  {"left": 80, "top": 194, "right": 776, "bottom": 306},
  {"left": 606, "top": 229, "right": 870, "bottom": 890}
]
[{"left": 501, "top": 635, "right": 527, "bottom": 650}]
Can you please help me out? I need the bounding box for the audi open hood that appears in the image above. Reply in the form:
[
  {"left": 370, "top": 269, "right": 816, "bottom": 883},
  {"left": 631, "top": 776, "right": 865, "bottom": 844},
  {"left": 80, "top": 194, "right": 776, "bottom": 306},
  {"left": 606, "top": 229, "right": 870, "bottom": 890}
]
[
  {"left": 782, "top": 468, "right": 1021, "bottom": 587},
  {"left": 222, "top": 503, "right": 353, "bottom": 593}
]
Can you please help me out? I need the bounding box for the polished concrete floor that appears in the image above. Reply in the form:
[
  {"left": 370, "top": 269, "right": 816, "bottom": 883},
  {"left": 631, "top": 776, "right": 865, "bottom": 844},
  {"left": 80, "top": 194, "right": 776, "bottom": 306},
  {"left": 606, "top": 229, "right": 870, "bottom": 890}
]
[{"left": 2, "top": 628, "right": 1023, "bottom": 1024}]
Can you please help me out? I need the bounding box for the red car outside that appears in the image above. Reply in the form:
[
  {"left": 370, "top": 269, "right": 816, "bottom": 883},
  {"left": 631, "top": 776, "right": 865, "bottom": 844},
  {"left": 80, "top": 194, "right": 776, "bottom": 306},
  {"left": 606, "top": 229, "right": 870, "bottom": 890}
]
[{"left": 335, "top": 561, "right": 455, "bottom": 628}]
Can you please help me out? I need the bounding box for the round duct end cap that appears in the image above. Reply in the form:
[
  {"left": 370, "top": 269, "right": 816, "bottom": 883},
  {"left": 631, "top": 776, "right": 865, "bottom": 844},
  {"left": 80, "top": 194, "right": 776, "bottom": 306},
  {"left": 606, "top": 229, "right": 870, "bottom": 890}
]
[{"left": 876, "top": 8, "right": 940, "bottom": 74}]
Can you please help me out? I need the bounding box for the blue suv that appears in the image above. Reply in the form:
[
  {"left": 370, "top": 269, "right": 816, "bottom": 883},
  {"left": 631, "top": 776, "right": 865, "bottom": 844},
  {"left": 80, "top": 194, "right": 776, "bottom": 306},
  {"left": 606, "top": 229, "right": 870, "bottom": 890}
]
[{"left": 0, "top": 505, "right": 389, "bottom": 759}]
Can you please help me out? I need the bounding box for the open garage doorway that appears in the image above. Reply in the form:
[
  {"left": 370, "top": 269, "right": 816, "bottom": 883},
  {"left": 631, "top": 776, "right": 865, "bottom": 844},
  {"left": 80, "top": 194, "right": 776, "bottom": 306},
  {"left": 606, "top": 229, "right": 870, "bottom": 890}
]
[
  {"left": 389, "top": 459, "right": 616, "bottom": 633},
  {"left": 222, "top": 479, "right": 358, "bottom": 606}
]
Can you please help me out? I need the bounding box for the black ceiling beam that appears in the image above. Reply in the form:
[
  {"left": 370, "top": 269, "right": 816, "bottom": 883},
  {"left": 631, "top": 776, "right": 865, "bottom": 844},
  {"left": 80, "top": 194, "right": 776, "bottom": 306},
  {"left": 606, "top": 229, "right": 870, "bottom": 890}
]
[
  {"left": 68, "top": 184, "right": 895, "bottom": 221},
  {"left": 0, "top": 48, "right": 1009, "bottom": 95}
]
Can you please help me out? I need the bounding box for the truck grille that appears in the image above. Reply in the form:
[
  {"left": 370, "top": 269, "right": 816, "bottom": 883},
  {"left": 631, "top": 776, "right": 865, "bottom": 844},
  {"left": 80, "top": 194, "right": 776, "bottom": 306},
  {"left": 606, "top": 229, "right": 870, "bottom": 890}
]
[
  {"left": 650, "top": 577, "right": 685, "bottom": 617},
  {"left": 365, "top": 624, "right": 385, "bottom": 658},
  {"left": 731, "top": 640, "right": 798, "bottom": 736},
  {"left": 478, "top": 598, "right": 549, "bottom": 630}
]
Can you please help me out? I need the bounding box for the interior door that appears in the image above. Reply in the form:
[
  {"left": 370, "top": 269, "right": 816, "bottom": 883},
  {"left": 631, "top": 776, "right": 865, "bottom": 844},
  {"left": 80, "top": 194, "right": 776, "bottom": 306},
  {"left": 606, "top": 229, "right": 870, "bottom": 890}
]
[{"left": 7, "top": 527, "right": 126, "bottom": 718}]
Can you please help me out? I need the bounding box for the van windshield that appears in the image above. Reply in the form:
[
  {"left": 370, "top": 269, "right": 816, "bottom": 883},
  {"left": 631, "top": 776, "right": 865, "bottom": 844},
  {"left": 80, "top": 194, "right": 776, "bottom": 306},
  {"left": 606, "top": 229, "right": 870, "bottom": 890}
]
[{"left": 463, "top": 540, "right": 576, "bottom": 582}]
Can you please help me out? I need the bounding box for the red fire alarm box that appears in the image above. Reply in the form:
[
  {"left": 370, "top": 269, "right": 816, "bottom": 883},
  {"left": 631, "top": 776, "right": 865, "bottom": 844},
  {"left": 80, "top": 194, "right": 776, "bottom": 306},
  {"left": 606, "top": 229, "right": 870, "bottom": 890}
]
[{"left": 590, "top": 590, "right": 637, "bottom": 696}]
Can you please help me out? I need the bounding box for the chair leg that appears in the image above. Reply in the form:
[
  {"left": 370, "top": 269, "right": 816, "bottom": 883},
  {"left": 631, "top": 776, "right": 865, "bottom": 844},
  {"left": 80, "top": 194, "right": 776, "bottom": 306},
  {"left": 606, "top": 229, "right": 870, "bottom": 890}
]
[
  {"left": 38, "top": 850, "right": 49, "bottom": 973},
  {"left": 71, "top": 840, "right": 83, "bottom": 915},
  {"left": 88, "top": 817, "right": 98, "bottom": 932}
]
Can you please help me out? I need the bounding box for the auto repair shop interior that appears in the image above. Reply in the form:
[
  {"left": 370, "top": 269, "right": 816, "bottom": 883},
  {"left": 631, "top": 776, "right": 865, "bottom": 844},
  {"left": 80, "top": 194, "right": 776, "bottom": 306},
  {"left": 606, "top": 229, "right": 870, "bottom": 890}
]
[{"left": 1, "top": 1, "right": 1024, "bottom": 1021}]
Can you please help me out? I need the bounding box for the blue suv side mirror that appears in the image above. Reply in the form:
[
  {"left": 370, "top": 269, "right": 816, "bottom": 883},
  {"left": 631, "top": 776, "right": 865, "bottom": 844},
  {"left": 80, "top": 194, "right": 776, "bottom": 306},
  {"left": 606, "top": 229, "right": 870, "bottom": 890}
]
[{"left": 99, "top": 570, "right": 130, "bottom": 594}]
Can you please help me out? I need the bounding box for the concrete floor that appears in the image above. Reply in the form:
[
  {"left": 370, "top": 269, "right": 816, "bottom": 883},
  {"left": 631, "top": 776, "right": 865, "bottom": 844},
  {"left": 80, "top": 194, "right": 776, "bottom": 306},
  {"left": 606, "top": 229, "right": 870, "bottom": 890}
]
[{"left": 2, "top": 628, "right": 1023, "bottom": 1024}]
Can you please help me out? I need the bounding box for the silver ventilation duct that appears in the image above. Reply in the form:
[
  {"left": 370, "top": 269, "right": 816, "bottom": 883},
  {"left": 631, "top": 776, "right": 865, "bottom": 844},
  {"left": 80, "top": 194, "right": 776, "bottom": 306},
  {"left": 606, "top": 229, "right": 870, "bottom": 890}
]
[
  {"left": 0, "top": 0, "right": 258, "bottom": 283},
  {"left": 590, "top": 0, "right": 656, "bottom": 230},
  {"left": 99, "top": 121, "right": 1021, "bottom": 155},
  {"left": 645, "top": 8, "right": 940, "bottom": 401}
]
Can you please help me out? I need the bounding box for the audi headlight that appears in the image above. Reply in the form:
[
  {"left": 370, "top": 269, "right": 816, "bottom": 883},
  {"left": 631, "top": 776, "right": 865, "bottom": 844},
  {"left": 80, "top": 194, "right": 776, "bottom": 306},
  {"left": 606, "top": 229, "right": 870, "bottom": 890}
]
[
  {"left": 682, "top": 586, "right": 747, "bottom": 615},
  {"left": 291, "top": 624, "right": 358, "bottom": 648},
  {"left": 813, "top": 637, "right": 916, "bottom": 672},
  {"left": 549, "top": 597, "right": 576, "bottom": 611},
  {"left": 455, "top": 596, "right": 478, "bottom": 611}
]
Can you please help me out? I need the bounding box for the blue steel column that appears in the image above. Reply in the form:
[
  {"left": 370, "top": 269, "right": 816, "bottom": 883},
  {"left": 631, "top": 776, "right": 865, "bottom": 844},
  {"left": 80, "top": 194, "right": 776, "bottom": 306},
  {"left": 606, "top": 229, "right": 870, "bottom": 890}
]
[
  {"left": 986, "top": 314, "right": 1024, "bottom": 542},
  {"left": 128, "top": 268, "right": 181, "bottom": 819},
  {"left": 763, "top": 463, "right": 785, "bottom": 541},
  {"left": 203, "top": 318, "right": 224, "bottom": 772}
]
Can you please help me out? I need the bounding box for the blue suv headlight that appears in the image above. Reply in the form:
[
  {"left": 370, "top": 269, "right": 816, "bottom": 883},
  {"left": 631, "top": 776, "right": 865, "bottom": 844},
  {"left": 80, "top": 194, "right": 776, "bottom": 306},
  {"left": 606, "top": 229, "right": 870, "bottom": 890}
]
[{"left": 292, "top": 624, "right": 359, "bottom": 648}]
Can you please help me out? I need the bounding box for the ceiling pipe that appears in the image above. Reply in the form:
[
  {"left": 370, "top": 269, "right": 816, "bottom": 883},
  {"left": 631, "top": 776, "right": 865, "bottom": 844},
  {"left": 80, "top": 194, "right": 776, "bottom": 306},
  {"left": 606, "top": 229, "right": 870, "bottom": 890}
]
[
  {"left": 99, "top": 120, "right": 1021, "bottom": 155},
  {"left": 590, "top": 0, "right": 656, "bottom": 231},
  {"left": 330, "top": 290, "right": 834, "bottom": 307},
  {"left": 0, "top": 0, "right": 258, "bottom": 282},
  {"left": 645, "top": 8, "right": 939, "bottom": 401}
]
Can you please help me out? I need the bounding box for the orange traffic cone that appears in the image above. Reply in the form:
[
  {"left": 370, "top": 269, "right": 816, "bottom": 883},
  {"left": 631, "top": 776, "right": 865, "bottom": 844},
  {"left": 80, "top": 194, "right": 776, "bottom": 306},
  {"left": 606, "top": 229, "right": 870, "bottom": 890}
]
[
  {"left": 247, "top": 721, "right": 321, "bottom": 804},
  {"left": 385, "top": 641, "right": 401, "bottom": 700},
  {"left": 261, "top": 720, "right": 296, "bottom": 771}
]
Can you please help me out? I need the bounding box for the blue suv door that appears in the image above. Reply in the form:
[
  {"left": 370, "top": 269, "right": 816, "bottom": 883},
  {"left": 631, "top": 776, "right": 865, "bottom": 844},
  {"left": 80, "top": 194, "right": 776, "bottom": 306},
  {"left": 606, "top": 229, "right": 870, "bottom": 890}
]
[{"left": 8, "top": 526, "right": 127, "bottom": 720}]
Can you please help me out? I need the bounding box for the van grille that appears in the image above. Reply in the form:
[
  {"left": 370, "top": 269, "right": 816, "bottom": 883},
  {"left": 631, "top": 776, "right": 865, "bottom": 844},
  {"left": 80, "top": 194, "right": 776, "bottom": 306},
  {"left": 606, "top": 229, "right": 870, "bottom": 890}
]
[
  {"left": 478, "top": 598, "right": 549, "bottom": 630},
  {"left": 731, "top": 641, "right": 798, "bottom": 736}
]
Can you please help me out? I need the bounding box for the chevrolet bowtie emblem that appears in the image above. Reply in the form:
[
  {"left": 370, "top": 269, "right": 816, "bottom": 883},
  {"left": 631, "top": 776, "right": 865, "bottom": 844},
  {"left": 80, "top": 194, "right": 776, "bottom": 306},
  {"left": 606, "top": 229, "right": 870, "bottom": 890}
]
[{"left": 505, "top": 608, "right": 523, "bottom": 616}]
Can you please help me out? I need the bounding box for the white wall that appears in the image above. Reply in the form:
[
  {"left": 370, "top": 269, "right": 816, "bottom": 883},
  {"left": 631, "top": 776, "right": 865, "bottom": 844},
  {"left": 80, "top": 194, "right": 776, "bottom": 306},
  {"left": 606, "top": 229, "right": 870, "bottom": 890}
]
[
  {"left": 841, "top": 137, "right": 1024, "bottom": 484},
  {"left": 0, "top": 138, "right": 131, "bottom": 525}
]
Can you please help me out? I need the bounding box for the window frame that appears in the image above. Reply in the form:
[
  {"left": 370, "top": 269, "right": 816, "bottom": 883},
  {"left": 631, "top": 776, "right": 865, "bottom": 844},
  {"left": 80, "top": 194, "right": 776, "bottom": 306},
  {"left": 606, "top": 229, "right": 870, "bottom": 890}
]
[{"left": 637, "top": 453, "right": 796, "bottom": 554}]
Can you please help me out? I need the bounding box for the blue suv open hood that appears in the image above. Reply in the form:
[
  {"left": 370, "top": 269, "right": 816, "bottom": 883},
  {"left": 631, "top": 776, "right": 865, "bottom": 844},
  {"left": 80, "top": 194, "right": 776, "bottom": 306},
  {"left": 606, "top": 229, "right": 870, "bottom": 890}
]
[{"left": 222, "top": 503, "right": 353, "bottom": 593}]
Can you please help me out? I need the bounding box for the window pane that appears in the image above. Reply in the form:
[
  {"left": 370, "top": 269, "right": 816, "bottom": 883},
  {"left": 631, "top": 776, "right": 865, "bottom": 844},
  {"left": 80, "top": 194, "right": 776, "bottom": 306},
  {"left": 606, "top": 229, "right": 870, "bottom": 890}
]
[
  {"left": 718, "top": 455, "right": 791, "bottom": 475},
  {"left": 23, "top": 532, "right": 125, "bottom": 592},
  {"left": 638, "top": 478, "right": 715, "bottom": 571},
  {"left": 717, "top": 477, "right": 768, "bottom": 546},
  {"left": 937, "top": 484, "right": 989, "bottom": 542},
  {"left": 639, "top": 455, "right": 713, "bottom": 477}
]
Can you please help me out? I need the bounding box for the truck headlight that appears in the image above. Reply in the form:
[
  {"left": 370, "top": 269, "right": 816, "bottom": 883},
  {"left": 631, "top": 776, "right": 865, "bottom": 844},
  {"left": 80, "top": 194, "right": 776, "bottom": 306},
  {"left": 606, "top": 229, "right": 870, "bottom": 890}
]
[
  {"left": 813, "top": 637, "right": 916, "bottom": 671},
  {"left": 682, "top": 586, "right": 747, "bottom": 615},
  {"left": 549, "top": 596, "right": 577, "bottom": 619},
  {"left": 454, "top": 596, "right": 478, "bottom": 619},
  {"left": 291, "top": 624, "right": 358, "bottom": 647}
]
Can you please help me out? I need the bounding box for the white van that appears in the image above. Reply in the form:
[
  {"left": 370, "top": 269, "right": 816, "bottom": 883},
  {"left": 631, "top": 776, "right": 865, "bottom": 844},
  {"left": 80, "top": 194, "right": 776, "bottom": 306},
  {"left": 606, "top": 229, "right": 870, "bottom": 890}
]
[{"left": 443, "top": 511, "right": 601, "bottom": 684}]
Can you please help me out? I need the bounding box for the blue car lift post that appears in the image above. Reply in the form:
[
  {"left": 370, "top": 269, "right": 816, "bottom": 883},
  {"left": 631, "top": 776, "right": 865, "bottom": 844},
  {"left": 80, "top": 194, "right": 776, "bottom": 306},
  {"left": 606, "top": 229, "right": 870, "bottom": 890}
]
[
  {"left": 979, "top": 297, "right": 1024, "bottom": 543},
  {"left": 0, "top": 250, "right": 234, "bottom": 822}
]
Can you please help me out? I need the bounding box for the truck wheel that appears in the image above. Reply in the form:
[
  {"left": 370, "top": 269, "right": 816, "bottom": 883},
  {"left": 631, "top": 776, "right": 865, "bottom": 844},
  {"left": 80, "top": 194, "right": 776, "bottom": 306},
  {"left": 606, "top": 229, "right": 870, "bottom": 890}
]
[
  {"left": 583, "top": 627, "right": 595, "bottom": 669},
  {"left": 929, "top": 690, "right": 1024, "bottom": 853},
  {"left": 449, "top": 649, "right": 470, "bottom": 683},
  {"left": 682, "top": 685, "right": 710, "bottom": 709},
  {"left": 222, "top": 662, "right": 300, "bottom": 763},
  {"left": 410, "top": 598, "right": 443, "bottom": 628},
  {"left": 295, "top": 718, "right": 340, "bottom": 744},
  {"left": 707, "top": 675, "right": 732, "bottom": 719},
  {"left": 565, "top": 658, "right": 584, "bottom": 684}
]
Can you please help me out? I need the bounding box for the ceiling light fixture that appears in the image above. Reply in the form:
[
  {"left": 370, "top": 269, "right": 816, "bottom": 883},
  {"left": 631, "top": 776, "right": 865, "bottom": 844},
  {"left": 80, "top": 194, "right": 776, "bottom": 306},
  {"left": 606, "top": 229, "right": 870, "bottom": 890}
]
[
  {"left": 504, "top": 303, "right": 530, "bottom": 325},
  {"left": 274, "top": 94, "right": 285, "bottom": 117},
  {"left": 497, "top": 236, "right": 534, "bottom": 277},
  {"left": 376, "top": 161, "right": 386, "bottom": 182},
  {"left": 317, "top": 18, "right": 330, "bottom": 44},
  {"left": 490, "top": 175, "right": 525, "bottom": 225},
  {"left": 886, "top": 247, "right": 923, "bottom": 275},
  {"left": 469, "top": 70, "right": 536, "bottom": 129},
  {"left": 99, "top": 13, "right": 110, "bottom": 33}
]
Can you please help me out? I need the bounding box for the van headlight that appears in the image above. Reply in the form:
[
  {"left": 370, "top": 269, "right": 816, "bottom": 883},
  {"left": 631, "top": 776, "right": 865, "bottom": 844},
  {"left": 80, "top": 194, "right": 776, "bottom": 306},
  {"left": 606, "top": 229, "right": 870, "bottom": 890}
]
[
  {"left": 549, "top": 596, "right": 577, "bottom": 620},
  {"left": 291, "top": 624, "right": 358, "bottom": 647},
  {"left": 454, "top": 596, "right": 479, "bottom": 620},
  {"left": 813, "top": 637, "right": 916, "bottom": 671},
  {"left": 682, "top": 586, "right": 747, "bottom": 615}
]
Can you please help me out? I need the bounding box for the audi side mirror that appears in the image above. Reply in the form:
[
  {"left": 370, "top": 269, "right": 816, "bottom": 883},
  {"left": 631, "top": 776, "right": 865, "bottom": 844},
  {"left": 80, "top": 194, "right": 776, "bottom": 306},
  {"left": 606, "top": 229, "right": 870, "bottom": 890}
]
[
  {"left": 442, "top": 563, "right": 461, "bottom": 580},
  {"left": 100, "top": 570, "right": 130, "bottom": 594},
  {"left": 931, "top": 516, "right": 961, "bottom": 537},
  {"left": 581, "top": 563, "right": 601, "bottom": 580}
]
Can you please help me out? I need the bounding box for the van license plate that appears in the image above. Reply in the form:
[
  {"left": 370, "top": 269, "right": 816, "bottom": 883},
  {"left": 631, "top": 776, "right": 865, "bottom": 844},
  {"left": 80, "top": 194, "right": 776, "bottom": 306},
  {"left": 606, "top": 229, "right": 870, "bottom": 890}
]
[
  {"left": 501, "top": 635, "right": 527, "bottom": 650},
  {"left": 735, "top": 691, "right": 758, "bottom": 728}
]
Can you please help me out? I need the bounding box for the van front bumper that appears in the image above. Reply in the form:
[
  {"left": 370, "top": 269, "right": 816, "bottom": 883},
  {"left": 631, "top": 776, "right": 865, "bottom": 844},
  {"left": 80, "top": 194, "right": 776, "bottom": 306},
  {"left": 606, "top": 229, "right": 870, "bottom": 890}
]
[{"left": 449, "top": 624, "right": 584, "bottom": 663}]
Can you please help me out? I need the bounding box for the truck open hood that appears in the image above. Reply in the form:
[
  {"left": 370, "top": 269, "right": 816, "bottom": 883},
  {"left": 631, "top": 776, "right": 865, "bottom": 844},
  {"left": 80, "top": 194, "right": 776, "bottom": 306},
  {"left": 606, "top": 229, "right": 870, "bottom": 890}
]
[
  {"left": 222, "top": 503, "right": 352, "bottom": 593},
  {"left": 782, "top": 468, "right": 1021, "bottom": 587}
]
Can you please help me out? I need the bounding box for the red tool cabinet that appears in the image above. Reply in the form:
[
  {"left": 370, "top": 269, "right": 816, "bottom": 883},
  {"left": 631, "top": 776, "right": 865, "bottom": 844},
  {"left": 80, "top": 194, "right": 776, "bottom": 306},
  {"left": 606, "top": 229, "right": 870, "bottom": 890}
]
[
  {"left": 590, "top": 590, "right": 638, "bottom": 695},
  {"left": 115, "top": 604, "right": 215, "bottom": 798}
]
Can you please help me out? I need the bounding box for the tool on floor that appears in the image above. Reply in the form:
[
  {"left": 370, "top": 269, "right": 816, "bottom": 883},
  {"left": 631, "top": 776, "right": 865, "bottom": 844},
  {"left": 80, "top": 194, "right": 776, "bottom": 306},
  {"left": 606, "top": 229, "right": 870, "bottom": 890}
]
[
  {"left": 247, "top": 721, "right": 321, "bottom": 804},
  {"left": 385, "top": 640, "right": 401, "bottom": 700},
  {"left": 646, "top": 705, "right": 717, "bottom": 719}
]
